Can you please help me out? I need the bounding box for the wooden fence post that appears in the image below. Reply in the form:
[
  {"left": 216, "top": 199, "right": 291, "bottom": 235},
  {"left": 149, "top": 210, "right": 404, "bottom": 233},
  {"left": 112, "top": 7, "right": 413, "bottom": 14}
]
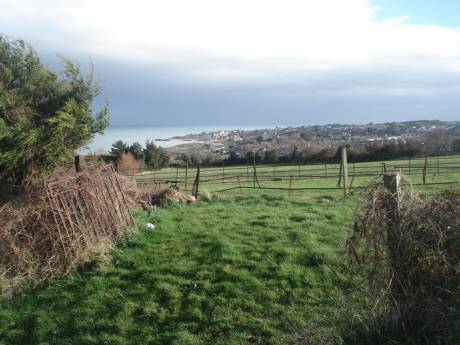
[
  {"left": 185, "top": 161, "right": 189, "bottom": 190},
  {"left": 288, "top": 175, "right": 293, "bottom": 198},
  {"left": 325, "top": 163, "right": 328, "bottom": 177},
  {"left": 408, "top": 158, "right": 411, "bottom": 176},
  {"left": 237, "top": 175, "right": 242, "bottom": 195},
  {"left": 384, "top": 173, "right": 401, "bottom": 205},
  {"left": 75, "top": 155, "right": 84, "bottom": 172},
  {"left": 253, "top": 152, "right": 257, "bottom": 188},
  {"left": 423, "top": 155, "right": 428, "bottom": 185},
  {"left": 337, "top": 163, "right": 342, "bottom": 188},
  {"left": 383, "top": 172, "right": 403, "bottom": 326},
  {"left": 192, "top": 164, "right": 201, "bottom": 198},
  {"left": 222, "top": 160, "right": 225, "bottom": 183},
  {"left": 437, "top": 152, "right": 440, "bottom": 176},
  {"left": 341, "top": 146, "right": 348, "bottom": 195}
]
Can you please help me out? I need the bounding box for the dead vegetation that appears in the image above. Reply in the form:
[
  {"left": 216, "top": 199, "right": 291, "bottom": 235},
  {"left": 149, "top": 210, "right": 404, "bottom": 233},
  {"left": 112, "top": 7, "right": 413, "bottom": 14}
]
[
  {"left": 117, "top": 152, "right": 145, "bottom": 175},
  {"left": 0, "top": 164, "right": 135, "bottom": 298},
  {"left": 348, "top": 178, "right": 460, "bottom": 343},
  {"left": 117, "top": 176, "right": 192, "bottom": 208}
]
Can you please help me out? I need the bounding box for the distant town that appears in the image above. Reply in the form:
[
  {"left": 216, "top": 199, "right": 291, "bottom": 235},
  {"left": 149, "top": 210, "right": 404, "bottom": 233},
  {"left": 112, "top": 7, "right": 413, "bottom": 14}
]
[{"left": 164, "top": 120, "right": 460, "bottom": 164}]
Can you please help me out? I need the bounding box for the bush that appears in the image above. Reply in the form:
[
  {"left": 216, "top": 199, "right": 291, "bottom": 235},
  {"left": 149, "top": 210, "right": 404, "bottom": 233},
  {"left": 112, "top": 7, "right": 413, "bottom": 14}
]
[{"left": 348, "top": 180, "right": 460, "bottom": 343}]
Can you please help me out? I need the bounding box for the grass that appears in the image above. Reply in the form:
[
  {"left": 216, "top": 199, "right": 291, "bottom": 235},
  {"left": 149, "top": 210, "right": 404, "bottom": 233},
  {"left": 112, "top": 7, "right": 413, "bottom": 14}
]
[
  {"left": 135, "top": 155, "right": 460, "bottom": 195},
  {"left": 1, "top": 156, "right": 459, "bottom": 345},
  {"left": 0, "top": 193, "right": 355, "bottom": 345}
]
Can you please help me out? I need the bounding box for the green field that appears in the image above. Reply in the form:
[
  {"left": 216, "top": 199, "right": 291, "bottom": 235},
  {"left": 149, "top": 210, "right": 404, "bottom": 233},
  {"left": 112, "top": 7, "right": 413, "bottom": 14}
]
[
  {"left": 134, "top": 155, "right": 460, "bottom": 196},
  {"left": 1, "top": 156, "right": 459, "bottom": 345}
]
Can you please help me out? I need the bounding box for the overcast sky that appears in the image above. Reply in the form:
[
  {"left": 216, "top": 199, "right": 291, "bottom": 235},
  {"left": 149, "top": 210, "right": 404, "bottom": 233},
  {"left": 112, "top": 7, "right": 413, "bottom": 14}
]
[{"left": 1, "top": 0, "right": 459, "bottom": 126}]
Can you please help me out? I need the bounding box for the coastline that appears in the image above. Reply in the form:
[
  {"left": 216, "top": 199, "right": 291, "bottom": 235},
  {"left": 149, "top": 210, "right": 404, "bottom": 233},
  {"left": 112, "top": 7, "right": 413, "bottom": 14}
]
[{"left": 82, "top": 125, "right": 271, "bottom": 153}]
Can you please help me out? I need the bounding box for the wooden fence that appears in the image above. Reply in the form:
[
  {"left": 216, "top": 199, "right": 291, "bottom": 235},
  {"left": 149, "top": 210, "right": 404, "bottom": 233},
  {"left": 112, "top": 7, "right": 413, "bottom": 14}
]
[
  {"left": 126, "top": 152, "right": 460, "bottom": 197},
  {"left": 44, "top": 165, "right": 134, "bottom": 259}
]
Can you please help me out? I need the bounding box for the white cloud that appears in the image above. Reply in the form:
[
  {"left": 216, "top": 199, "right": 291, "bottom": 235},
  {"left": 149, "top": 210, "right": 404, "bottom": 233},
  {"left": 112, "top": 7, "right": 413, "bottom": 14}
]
[{"left": 1, "top": 0, "right": 460, "bottom": 79}]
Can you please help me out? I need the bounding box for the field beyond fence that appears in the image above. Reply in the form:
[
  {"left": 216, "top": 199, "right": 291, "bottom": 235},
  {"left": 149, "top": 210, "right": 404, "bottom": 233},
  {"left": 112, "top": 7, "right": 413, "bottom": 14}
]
[{"left": 123, "top": 154, "right": 460, "bottom": 197}]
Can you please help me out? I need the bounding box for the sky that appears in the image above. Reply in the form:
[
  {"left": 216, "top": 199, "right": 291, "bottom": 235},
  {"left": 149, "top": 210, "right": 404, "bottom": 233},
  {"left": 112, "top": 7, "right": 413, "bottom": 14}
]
[{"left": 1, "top": 0, "right": 459, "bottom": 127}]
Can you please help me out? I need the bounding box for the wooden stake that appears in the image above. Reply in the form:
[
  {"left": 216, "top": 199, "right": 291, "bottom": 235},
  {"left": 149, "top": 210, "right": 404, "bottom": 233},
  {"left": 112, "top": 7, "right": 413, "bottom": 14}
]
[
  {"left": 384, "top": 173, "right": 401, "bottom": 204},
  {"left": 437, "top": 152, "right": 440, "bottom": 175},
  {"left": 288, "top": 175, "right": 293, "bottom": 198},
  {"left": 192, "top": 164, "right": 201, "bottom": 198},
  {"left": 237, "top": 175, "right": 242, "bottom": 195},
  {"left": 185, "top": 161, "right": 189, "bottom": 190},
  {"left": 423, "top": 155, "right": 427, "bottom": 185},
  {"left": 337, "top": 163, "right": 342, "bottom": 188},
  {"left": 110, "top": 165, "right": 135, "bottom": 225},
  {"left": 253, "top": 152, "right": 257, "bottom": 188},
  {"left": 222, "top": 160, "right": 225, "bottom": 183},
  {"left": 44, "top": 184, "right": 69, "bottom": 260},
  {"left": 383, "top": 172, "right": 403, "bottom": 326},
  {"left": 341, "top": 146, "right": 348, "bottom": 196},
  {"left": 75, "top": 155, "right": 83, "bottom": 172}
]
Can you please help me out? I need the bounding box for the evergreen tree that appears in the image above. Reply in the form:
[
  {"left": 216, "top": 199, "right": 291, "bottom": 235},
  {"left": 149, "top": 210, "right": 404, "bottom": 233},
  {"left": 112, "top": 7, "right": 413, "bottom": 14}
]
[
  {"left": 144, "top": 140, "right": 169, "bottom": 168},
  {"left": 0, "top": 36, "right": 110, "bottom": 185},
  {"left": 129, "top": 142, "right": 144, "bottom": 160},
  {"left": 110, "top": 140, "right": 129, "bottom": 159}
]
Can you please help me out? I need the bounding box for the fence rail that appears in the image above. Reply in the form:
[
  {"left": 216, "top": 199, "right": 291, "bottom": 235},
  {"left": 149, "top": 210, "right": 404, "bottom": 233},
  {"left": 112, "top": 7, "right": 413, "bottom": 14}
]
[{"left": 128, "top": 153, "right": 460, "bottom": 196}]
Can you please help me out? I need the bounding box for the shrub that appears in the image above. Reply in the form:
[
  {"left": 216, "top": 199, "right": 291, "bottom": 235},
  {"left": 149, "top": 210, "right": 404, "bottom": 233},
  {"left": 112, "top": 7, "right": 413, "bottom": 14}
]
[
  {"left": 348, "top": 180, "right": 460, "bottom": 343},
  {"left": 117, "top": 152, "right": 145, "bottom": 175}
]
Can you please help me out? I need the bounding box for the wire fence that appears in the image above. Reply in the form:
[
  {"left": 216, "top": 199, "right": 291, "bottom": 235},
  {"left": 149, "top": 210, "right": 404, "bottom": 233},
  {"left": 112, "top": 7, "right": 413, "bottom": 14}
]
[{"left": 126, "top": 154, "right": 460, "bottom": 196}]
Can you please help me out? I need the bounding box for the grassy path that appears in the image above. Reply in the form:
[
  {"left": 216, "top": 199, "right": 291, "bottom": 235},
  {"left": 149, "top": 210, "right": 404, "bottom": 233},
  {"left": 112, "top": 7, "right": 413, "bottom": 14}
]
[{"left": 0, "top": 193, "right": 355, "bottom": 345}]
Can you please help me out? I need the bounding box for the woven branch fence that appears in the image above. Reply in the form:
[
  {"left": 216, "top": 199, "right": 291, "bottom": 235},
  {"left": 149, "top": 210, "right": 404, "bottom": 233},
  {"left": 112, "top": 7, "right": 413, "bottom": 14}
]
[{"left": 0, "top": 164, "right": 135, "bottom": 297}]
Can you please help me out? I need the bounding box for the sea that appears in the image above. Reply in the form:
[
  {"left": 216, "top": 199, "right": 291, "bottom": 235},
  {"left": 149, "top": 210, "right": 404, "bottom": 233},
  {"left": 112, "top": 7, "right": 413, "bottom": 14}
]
[{"left": 82, "top": 125, "right": 268, "bottom": 154}]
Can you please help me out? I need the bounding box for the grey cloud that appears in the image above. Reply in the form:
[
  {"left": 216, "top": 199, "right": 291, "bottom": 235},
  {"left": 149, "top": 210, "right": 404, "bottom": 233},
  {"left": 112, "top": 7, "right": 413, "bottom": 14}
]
[
  {"left": 28, "top": 47, "right": 460, "bottom": 127},
  {"left": 82, "top": 58, "right": 460, "bottom": 126}
]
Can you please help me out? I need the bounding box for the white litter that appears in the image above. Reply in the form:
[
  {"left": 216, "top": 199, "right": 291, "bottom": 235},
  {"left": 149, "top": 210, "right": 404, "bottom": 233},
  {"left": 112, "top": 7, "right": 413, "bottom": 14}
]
[{"left": 144, "top": 223, "right": 155, "bottom": 230}]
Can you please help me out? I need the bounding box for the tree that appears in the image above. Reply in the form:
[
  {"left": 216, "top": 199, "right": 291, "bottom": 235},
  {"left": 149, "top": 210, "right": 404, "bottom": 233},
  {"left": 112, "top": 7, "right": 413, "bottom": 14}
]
[
  {"left": 453, "top": 138, "right": 460, "bottom": 153},
  {"left": 243, "top": 150, "right": 261, "bottom": 163},
  {"left": 129, "top": 142, "right": 144, "bottom": 160},
  {"left": 110, "top": 140, "right": 129, "bottom": 159},
  {"left": 264, "top": 149, "right": 277, "bottom": 163},
  {"left": 143, "top": 140, "right": 169, "bottom": 168},
  {"left": 227, "top": 150, "right": 241, "bottom": 164},
  {"left": 288, "top": 145, "right": 301, "bottom": 162},
  {"left": 0, "top": 36, "right": 110, "bottom": 185}
]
